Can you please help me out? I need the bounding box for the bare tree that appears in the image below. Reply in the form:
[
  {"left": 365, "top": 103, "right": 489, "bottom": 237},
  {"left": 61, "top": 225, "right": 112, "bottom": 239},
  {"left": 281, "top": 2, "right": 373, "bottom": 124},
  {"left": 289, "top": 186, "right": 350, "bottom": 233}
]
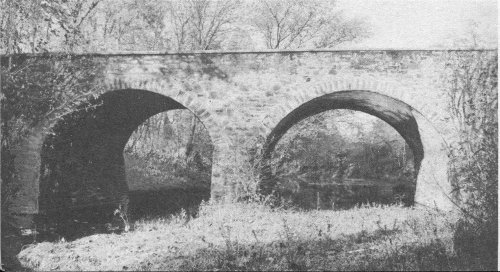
[
  {"left": 165, "top": 0, "right": 241, "bottom": 50},
  {"left": 313, "top": 15, "right": 369, "bottom": 48},
  {"left": 45, "top": 0, "right": 103, "bottom": 52},
  {"left": 250, "top": 0, "right": 370, "bottom": 49},
  {"left": 434, "top": 19, "right": 497, "bottom": 49},
  {"left": 453, "top": 19, "right": 496, "bottom": 49}
]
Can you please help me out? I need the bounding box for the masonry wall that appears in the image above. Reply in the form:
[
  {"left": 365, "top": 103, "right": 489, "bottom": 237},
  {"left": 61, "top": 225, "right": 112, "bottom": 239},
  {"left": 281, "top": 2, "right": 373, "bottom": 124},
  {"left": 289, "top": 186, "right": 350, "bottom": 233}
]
[{"left": 3, "top": 50, "right": 497, "bottom": 217}]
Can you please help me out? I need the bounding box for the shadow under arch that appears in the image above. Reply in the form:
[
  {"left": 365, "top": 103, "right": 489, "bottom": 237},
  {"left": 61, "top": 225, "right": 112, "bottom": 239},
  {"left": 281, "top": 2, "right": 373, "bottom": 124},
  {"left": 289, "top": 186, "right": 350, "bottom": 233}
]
[
  {"left": 259, "top": 90, "right": 424, "bottom": 199},
  {"left": 38, "top": 89, "right": 213, "bottom": 237}
]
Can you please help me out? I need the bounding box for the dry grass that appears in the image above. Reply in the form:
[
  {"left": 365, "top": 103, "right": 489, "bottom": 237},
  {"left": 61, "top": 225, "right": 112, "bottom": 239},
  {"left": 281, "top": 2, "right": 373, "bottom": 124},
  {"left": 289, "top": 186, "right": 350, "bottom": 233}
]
[{"left": 18, "top": 202, "right": 462, "bottom": 271}]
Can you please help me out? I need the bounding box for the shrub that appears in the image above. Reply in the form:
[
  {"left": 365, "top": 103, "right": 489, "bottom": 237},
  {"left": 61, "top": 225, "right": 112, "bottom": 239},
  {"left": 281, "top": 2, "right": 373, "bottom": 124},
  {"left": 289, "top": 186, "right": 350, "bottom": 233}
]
[{"left": 446, "top": 52, "right": 497, "bottom": 270}]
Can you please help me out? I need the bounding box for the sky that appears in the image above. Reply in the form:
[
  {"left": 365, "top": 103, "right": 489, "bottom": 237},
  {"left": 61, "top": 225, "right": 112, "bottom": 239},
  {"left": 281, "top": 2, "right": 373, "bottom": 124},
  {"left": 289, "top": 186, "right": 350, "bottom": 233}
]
[{"left": 334, "top": 0, "right": 498, "bottom": 49}]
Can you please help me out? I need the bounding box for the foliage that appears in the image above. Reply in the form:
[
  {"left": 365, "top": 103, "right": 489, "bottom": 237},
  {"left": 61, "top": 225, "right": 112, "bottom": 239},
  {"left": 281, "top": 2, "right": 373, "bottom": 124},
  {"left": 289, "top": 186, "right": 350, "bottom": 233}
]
[
  {"left": 1, "top": 57, "right": 103, "bottom": 212},
  {"left": 228, "top": 136, "right": 267, "bottom": 201},
  {"left": 266, "top": 110, "right": 416, "bottom": 209},
  {"left": 2, "top": 58, "right": 102, "bottom": 137},
  {"left": 446, "top": 52, "right": 497, "bottom": 270},
  {"left": 447, "top": 53, "right": 498, "bottom": 219},
  {"left": 349, "top": 118, "right": 415, "bottom": 181},
  {"left": 270, "top": 110, "right": 414, "bottom": 183},
  {"left": 272, "top": 110, "right": 415, "bottom": 182},
  {"left": 124, "top": 109, "right": 213, "bottom": 191},
  {"left": 0, "top": 0, "right": 103, "bottom": 54},
  {"left": 125, "top": 110, "right": 212, "bottom": 163},
  {"left": 272, "top": 117, "right": 345, "bottom": 182}
]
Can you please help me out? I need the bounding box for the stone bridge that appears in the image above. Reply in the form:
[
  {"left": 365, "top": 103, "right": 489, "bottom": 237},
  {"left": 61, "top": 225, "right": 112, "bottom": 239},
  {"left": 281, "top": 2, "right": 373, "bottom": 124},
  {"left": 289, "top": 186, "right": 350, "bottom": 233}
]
[{"left": 3, "top": 49, "right": 496, "bottom": 223}]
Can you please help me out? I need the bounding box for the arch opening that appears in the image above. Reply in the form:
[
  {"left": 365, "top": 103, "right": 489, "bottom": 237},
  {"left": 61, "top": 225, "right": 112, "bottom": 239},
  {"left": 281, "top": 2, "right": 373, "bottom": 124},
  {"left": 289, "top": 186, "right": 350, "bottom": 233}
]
[
  {"left": 260, "top": 90, "right": 426, "bottom": 207},
  {"left": 267, "top": 109, "right": 417, "bottom": 209},
  {"left": 124, "top": 109, "right": 213, "bottom": 220},
  {"left": 38, "top": 89, "right": 213, "bottom": 238}
]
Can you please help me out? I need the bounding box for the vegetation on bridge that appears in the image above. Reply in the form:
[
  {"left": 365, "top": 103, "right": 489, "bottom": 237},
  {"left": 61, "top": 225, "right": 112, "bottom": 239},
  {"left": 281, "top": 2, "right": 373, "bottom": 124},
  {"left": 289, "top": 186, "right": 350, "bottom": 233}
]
[{"left": 446, "top": 52, "right": 498, "bottom": 269}]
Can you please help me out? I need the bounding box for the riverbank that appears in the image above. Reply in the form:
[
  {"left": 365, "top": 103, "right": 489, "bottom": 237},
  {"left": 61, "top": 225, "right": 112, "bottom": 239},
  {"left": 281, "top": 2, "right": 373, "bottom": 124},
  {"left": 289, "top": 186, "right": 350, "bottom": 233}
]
[{"left": 17, "top": 202, "right": 466, "bottom": 271}]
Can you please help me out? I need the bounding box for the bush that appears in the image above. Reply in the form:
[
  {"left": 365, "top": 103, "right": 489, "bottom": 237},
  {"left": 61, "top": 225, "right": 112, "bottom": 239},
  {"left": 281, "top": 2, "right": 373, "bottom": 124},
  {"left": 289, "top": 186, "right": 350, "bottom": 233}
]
[{"left": 446, "top": 52, "right": 497, "bottom": 270}]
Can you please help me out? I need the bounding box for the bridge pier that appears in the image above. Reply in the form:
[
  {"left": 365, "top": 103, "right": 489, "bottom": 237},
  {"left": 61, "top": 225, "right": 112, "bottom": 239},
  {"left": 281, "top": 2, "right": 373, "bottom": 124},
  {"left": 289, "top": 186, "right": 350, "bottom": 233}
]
[
  {"left": 210, "top": 144, "right": 241, "bottom": 202},
  {"left": 209, "top": 138, "right": 261, "bottom": 203}
]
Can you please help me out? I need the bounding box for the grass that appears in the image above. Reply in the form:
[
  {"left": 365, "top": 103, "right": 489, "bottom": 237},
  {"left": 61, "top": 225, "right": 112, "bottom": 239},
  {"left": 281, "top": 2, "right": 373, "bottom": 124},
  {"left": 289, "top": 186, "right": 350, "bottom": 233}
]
[{"left": 17, "top": 201, "right": 465, "bottom": 271}]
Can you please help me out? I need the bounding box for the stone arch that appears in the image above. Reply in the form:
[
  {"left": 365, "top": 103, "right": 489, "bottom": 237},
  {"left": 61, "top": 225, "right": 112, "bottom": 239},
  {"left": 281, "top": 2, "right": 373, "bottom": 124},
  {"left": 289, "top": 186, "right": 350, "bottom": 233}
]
[
  {"left": 261, "top": 77, "right": 445, "bottom": 135},
  {"left": 8, "top": 78, "right": 224, "bottom": 219},
  {"left": 37, "top": 88, "right": 215, "bottom": 220},
  {"left": 260, "top": 77, "right": 453, "bottom": 210},
  {"left": 103, "top": 79, "right": 222, "bottom": 144}
]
